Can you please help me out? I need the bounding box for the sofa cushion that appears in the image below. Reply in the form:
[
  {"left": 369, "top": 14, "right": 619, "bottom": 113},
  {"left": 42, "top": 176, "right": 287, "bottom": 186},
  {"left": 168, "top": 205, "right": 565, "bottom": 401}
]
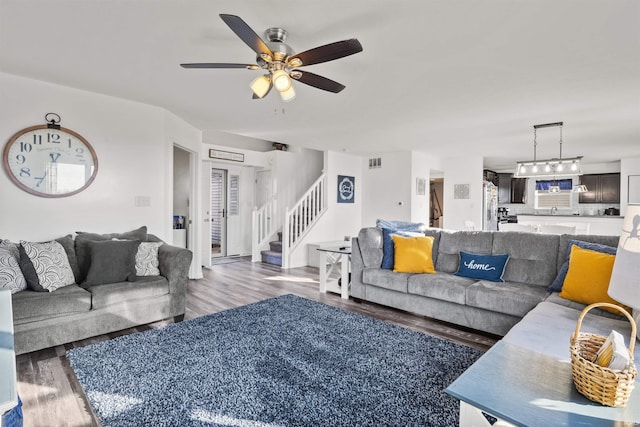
[
  {"left": 376, "top": 219, "right": 426, "bottom": 231},
  {"left": 558, "top": 246, "right": 630, "bottom": 315},
  {"left": 408, "top": 272, "right": 475, "bottom": 304},
  {"left": 0, "top": 246, "right": 27, "bottom": 294},
  {"left": 454, "top": 252, "right": 509, "bottom": 282},
  {"left": 556, "top": 234, "right": 620, "bottom": 272},
  {"left": 548, "top": 239, "right": 617, "bottom": 292},
  {"left": 88, "top": 276, "right": 170, "bottom": 309},
  {"left": 362, "top": 268, "right": 411, "bottom": 293},
  {"left": 12, "top": 285, "right": 91, "bottom": 321},
  {"left": 466, "top": 280, "right": 549, "bottom": 317},
  {"left": 435, "top": 230, "right": 494, "bottom": 273},
  {"left": 136, "top": 241, "right": 163, "bottom": 276},
  {"left": 492, "top": 231, "right": 559, "bottom": 287},
  {"left": 381, "top": 228, "right": 424, "bottom": 270},
  {"left": 75, "top": 226, "right": 148, "bottom": 282},
  {"left": 19, "top": 240, "right": 76, "bottom": 292},
  {"left": 392, "top": 235, "right": 435, "bottom": 274},
  {"left": 544, "top": 293, "right": 626, "bottom": 320},
  {"left": 84, "top": 240, "right": 141, "bottom": 286},
  {"left": 357, "top": 227, "right": 384, "bottom": 269}
]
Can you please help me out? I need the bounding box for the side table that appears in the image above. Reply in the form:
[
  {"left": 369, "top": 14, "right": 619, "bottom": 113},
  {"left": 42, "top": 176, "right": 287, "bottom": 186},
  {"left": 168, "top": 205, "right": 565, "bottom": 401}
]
[{"left": 317, "top": 245, "right": 351, "bottom": 299}]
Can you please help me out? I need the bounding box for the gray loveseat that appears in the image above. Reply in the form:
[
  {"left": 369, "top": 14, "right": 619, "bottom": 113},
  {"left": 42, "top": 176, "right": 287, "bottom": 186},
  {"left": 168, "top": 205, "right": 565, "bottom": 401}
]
[
  {"left": 351, "top": 227, "right": 620, "bottom": 336},
  {"left": 9, "top": 227, "right": 192, "bottom": 355}
]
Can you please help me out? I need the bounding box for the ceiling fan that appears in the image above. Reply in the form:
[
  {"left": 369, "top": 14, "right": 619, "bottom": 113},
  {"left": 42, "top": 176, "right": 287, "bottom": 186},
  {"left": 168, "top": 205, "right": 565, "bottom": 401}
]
[{"left": 180, "top": 14, "right": 363, "bottom": 102}]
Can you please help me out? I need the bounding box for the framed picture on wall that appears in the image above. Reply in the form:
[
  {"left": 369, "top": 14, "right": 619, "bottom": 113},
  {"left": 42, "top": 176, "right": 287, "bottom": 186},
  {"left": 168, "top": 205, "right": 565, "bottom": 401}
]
[{"left": 337, "top": 175, "right": 355, "bottom": 203}]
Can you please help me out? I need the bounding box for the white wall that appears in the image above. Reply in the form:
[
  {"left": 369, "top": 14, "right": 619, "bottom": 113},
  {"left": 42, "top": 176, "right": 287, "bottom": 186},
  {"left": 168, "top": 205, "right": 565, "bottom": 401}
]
[
  {"left": 361, "top": 151, "right": 413, "bottom": 227},
  {"left": 287, "top": 151, "right": 362, "bottom": 268},
  {"left": 442, "top": 156, "right": 484, "bottom": 231},
  {"left": 0, "top": 73, "right": 200, "bottom": 244}
]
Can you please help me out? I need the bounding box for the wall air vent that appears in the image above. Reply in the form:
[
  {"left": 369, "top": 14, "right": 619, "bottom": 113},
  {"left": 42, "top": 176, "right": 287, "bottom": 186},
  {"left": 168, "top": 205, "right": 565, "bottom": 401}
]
[{"left": 369, "top": 157, "right": 382, "bottom": 169}]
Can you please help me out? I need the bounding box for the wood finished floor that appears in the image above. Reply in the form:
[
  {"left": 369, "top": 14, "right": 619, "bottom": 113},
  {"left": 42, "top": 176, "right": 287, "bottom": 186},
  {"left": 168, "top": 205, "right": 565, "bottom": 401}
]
[{"left": 15, "top": 260, "right": 499, "bottom": 427}]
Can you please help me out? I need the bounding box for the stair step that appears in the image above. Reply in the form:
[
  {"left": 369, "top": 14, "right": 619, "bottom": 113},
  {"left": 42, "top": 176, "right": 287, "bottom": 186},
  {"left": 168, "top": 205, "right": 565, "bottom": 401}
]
[
  {"left": 261, "top": 250, "right": 282, "bottom": 266},
  {"left": 269, "top": 241, "right": 282, "bottom": 252}
]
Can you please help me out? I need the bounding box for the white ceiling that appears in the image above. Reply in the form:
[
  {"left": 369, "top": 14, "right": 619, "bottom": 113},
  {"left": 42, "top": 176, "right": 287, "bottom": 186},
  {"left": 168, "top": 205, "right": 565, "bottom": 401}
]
[{"left": 1, "top": 0, "right": 639, "bottom": 171}]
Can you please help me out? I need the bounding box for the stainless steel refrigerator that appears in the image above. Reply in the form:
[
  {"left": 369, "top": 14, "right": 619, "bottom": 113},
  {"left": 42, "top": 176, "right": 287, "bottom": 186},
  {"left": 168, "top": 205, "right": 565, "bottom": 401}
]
[{"left": 483, "top": 182, "right": 498, "bottom": 231}]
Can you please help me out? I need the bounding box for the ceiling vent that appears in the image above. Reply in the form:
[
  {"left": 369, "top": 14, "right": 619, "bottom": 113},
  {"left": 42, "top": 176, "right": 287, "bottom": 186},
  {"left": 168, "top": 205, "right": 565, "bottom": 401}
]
[{"left": 369, "top": 157, "right": 382, "bottom": 169}]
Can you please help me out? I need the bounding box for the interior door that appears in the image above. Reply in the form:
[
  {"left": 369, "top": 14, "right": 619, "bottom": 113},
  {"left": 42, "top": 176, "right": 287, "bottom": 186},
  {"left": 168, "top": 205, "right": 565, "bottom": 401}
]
[
  {"left": 200, "top": 166, "right": 212, "bottom": 267},
  {"left": 210, "top": 169, "right": 227, "bottom": 258}
]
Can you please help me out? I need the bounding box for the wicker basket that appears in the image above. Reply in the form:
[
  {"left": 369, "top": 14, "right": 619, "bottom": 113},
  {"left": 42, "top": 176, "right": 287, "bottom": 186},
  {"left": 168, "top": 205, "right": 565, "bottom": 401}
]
[{"left": 570, "top": 302, "right": 637, "bottom": 407}]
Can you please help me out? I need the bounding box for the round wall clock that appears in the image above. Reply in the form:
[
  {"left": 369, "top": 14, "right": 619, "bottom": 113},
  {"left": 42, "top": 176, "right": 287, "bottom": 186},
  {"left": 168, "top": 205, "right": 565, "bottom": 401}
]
[{"left": 3, "top": 116, "right": 98, "bottom": 198}]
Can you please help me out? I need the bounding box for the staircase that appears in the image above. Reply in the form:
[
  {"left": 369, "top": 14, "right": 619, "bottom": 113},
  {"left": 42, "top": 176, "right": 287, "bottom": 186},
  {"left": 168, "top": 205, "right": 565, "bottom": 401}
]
[{"left": 261, "top": 232, "right": 282, "bottom": 266}]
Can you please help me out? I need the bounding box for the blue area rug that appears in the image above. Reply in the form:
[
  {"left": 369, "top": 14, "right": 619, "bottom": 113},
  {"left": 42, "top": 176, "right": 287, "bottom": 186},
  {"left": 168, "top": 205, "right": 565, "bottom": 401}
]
[{"left": 67, "top": 295, "right": 483, "bottom": 426}]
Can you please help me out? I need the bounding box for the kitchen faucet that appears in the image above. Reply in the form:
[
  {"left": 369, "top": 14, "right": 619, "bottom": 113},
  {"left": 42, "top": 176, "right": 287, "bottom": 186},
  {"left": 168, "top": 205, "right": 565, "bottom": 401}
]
[{"left": 551, "top": 207, "right": 558, "bottom": 215}]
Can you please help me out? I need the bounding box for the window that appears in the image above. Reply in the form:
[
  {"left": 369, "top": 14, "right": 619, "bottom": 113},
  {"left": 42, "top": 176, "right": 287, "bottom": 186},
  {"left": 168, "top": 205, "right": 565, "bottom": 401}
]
[
  {"left": 229, "top": 175, "right": 239, "bottom": 215},
  {"left": 535, "top": 191, "right": 572, "bottom": 209}
]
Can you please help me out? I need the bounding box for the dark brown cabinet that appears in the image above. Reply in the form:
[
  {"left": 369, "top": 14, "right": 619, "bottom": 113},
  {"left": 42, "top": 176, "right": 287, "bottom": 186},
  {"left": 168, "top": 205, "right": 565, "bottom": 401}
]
[
  {"left": 510, "top": 178, "right": 527, "bottom": 204},
  {"left": 497, "top": 174, "right": 527, "bottom": 204},
  {"left": 579, "top": 173, "right": 620, "bottom": 204}
]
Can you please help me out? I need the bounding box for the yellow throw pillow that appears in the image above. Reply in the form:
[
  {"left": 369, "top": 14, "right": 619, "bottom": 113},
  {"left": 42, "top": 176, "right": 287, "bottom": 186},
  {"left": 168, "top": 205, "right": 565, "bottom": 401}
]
[
  {"left": 392, "top": 235, "right": 435, "bottom": 274},
  {"left": 559, "top": 245, "right": 631, "bottom": 315}
]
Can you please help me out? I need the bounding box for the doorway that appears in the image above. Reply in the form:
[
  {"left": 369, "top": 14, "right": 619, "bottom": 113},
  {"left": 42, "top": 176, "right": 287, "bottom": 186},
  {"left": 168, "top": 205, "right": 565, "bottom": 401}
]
[{"left": 202, "top": 165, "right": 243, "bottom": 266}]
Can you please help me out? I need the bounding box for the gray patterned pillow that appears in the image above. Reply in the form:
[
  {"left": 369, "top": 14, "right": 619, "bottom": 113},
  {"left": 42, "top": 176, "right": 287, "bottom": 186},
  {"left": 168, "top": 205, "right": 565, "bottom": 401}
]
[
  {"left": 20, "top": 240, "right": 76, "bottom": 292},
  {"left": 0, "top": 246, "right": 27, "bottom": 294},
  {"left": 135, "top": 242, "right": 163, "bottom": 276}
]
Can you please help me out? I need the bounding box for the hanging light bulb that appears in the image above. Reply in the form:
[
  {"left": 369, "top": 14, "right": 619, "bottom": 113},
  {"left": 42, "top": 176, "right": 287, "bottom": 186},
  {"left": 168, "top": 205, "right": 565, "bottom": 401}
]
[
  {"left": 532, "top": 164, "right": 539, "bottom": 173},
  {"left": 571, "top": 161, "right": 578, "bottom": 171},
  {"left": 250, "top": 75, "right": 271, "bottom": 98},
  {"left": 556, "top": 161, "right": 564, "bottom": 172},
  {"left": 272, "top": 69, "right": 292, "bottom": 92},
  {"left": 519, "top": 164, "right": 527, "bottom": 174},
  {"left": 544, "top": 163, "right": 551, "bottom": 173}
]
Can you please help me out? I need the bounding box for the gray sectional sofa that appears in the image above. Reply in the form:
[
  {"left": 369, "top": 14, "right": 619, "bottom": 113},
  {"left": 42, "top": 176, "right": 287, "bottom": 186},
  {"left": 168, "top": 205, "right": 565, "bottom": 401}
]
[
  {"left": 351, "top": 227, "right": 621, "bottom": 336},
  {"left": 10, "top": 229, "right": 192, "bottom": 355}
]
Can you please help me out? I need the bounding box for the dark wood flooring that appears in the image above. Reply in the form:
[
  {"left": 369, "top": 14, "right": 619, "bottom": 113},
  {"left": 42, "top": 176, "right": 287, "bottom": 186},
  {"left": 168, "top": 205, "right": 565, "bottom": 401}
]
[{"left": 15, "top": 260, "right": 498, "bottom": 427}]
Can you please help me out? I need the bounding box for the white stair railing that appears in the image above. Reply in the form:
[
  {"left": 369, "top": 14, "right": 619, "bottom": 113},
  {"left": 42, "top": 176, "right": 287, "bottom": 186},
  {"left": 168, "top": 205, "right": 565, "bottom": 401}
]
[
  {"left": 251, "top": 198, "right": 278, "bottom": 262},
  {"left": 282, "top": 173, "right": 327, "bottom": 269}
]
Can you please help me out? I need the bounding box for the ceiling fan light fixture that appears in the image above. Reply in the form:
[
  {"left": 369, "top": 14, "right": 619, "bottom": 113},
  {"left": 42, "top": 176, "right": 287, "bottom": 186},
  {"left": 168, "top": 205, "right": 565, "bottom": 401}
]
[
  {"left": 272, "top": 69, "right": 292, "bottom": 92},
  {"left": 279, "top": 85, "right": 296, "bottom": 102},
  {"left": 250, "top": 75, "right": 271, "bottom": 98}
]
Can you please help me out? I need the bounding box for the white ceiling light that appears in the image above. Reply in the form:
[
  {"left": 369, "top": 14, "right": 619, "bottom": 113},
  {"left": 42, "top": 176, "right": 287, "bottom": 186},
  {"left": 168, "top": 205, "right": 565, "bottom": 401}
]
[
  {"left": 515, "top": 122, "right": 583, "bottom": 178},
  {"left": 250, "top": 75, "right": 271, "bottom": 98},
  {"left": 272, "top": 69, "right": 292, "bottom": 92}
]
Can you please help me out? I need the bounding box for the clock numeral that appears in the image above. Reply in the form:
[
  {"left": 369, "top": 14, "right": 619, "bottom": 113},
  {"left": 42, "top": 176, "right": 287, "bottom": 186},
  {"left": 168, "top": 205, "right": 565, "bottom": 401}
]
[
  {"left": 15, "top": 154, "right": 26, "bottom": 165},
  {"left": 19, "top": 142, "right": 32, "bottom": 153},
  {"left": 32, "top": 134, "right": 43, "bottom": 145},
  {"left": 49, "top": 152, "right": 62, "bottom": 163},
  {"left": 34, "top": 172, "right": 47, "bottom": 187},
  {"left": 19, "top": 168, "right": 31, "bottom": 178},
  {"left": 68, "top": 138, "right": 73, "bottom": 148},
  {"left": 48, "top": 133, "right": 61, "bottom": 143}
]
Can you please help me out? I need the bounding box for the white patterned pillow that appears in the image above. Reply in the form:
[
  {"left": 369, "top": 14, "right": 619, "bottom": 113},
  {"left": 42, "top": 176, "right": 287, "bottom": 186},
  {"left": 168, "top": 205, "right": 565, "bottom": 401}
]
[
  {"left": 135, "top": 242, "right": 163, "bottom": 276},
  {"left": 0, "top": 246, "right": 27, "bottom": 294},
  {"left": 20, "top": 240, "right": 76, "bottom": 292}
]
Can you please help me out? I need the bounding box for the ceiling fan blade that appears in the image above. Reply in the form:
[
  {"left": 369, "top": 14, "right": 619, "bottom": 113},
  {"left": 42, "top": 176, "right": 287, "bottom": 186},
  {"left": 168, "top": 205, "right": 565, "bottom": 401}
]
[
  {"left": 292, "top": 70, "right": 345, "bottom": 93},
  {"left": 219, "top": 14, "right": 273, "bottom": 58},
  {"left": 288, "top": 39, "right": 362, "bottom": 67},
  {"left": 180, "top": 63, "right": 258, "bottom": 69}
]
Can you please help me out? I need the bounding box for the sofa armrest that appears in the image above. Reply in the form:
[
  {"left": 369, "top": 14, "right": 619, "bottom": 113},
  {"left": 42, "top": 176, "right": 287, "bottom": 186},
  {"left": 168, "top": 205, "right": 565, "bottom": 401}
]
[{"left": 158, "top": 244, "right": 192, "bottom": 296}]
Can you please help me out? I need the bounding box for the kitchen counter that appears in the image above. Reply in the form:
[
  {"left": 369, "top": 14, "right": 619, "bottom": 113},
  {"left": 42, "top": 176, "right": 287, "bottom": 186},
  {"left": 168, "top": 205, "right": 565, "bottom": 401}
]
[{"left": 517, "top": 214, "right": 623, "bottom": 236}]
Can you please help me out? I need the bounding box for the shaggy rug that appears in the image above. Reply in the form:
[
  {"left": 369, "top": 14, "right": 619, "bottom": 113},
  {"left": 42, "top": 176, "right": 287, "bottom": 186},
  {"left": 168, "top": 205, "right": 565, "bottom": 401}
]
[{"left": 67, "top": 295, "right": 483, "bottom": 426}]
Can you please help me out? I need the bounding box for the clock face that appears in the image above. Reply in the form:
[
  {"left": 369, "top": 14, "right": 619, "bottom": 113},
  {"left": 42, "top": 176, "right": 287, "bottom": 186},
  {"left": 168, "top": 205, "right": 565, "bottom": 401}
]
[{"left": 3, "top": 125, "right": 98, "bottom": 197}]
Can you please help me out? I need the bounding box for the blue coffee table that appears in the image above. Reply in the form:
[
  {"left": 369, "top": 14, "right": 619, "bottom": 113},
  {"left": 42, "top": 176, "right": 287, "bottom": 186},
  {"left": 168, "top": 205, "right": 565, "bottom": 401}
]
[{"left": 446, "top": 340, "right": 640, "bottom": 426}]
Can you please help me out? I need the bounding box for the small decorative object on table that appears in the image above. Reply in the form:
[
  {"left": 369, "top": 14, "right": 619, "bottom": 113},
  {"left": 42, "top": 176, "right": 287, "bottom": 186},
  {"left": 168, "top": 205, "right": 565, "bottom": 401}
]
[{"left": 570, "top": 302, "right": 637, "bottom": 407}]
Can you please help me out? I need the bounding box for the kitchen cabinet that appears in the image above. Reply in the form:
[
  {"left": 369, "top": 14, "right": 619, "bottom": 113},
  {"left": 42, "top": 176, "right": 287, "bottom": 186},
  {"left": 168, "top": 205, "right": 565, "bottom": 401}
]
[
  {"left": 497, "top": 173, "right": 512, "bottom": 204},
  {"left": 579, "top": 173, "right": 620, "bottom": 204},
  {"left": 510, "top": 178, "right": 527, "bottom": 204}
]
